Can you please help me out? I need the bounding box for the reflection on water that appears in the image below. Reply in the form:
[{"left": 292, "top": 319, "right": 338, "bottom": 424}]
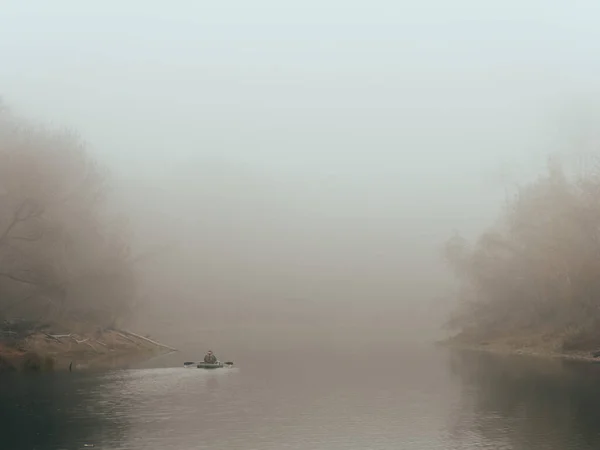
[
  {"left": 4, "top": 344, "right": 600, "bottom": 449},
  {"left": 447, "top": 350, "right": 600, "bottom": 449}
]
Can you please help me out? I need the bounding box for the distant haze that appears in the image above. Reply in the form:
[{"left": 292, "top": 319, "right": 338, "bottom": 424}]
[{"left": 3, "top": 1, "right": 600, "bottom": 341}]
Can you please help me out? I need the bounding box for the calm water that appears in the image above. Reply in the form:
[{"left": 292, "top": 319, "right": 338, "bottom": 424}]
[{"left": 3, "top": 334, "right": 600, "bottom": 450}]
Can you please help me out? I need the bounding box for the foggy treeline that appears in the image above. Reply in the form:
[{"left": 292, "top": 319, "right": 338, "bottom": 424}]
[
  {"left": 444, "top": 154, "right": 600, "bottom": 351},
  {"left": 0, "top": 103, "right": 135, "bottom": 331}
]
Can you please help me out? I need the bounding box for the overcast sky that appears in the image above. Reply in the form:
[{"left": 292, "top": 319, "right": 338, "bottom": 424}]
[{"left": 2, "top": 1, "right": 600, "bottom": 334}]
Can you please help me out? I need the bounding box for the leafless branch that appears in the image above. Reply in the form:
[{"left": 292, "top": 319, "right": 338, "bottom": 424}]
[
  {"left": 0, "top": 199, "right": 43, "bottom": 245},
  {"left": 0, "top": 272, "right": 39, "bottom": 285}
]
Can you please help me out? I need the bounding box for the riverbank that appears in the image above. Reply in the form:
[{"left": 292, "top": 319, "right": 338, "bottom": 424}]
[
  {"left": 0, "top": 328, "right": 177, "bottom": 373},
  {"left": 438, "top": 335, "right": 599, "bottom": 363}
]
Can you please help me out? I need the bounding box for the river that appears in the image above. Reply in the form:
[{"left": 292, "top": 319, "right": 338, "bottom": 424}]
[{"left": 3, "top": 327, "right": 600, "bottom": 449}]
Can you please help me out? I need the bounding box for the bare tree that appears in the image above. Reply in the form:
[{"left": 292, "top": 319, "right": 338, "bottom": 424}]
[{"left": 0, "top": 105, "right": 136, "bottom": 330}]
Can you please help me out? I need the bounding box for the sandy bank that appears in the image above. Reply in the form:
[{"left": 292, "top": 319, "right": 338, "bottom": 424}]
[
  {"left": 437, "top": 338, "right": 599, "bottom": 363},
  {"left": 0, "top": 329, "right": 176, "bottom": 373}
]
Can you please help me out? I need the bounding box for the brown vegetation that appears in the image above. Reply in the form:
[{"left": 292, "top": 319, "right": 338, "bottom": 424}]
[
  {"left": 444, "top": 156, "right": 600, "bottom": 354},
  {"left": 0, "top": 101, "right": 161, "bottom": 369}
]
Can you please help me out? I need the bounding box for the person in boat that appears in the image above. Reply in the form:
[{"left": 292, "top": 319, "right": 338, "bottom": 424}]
[{"left": 204, "top": 350, "right": 217, "bottom": 364}]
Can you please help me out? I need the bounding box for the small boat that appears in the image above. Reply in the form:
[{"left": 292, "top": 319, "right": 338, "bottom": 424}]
[
  {"left": 183, "top": 361, "right": 234, "bottom": 369},
  {"left": 196, "top": 362, "right": 224, "bottom": 369}
]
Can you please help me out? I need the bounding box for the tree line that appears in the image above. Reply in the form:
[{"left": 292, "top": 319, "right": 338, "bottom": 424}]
[
  {"left": 0, "top": 103, "right": 136, "bottom": 331},
  {"left": 444, "top": 155, "right": 600, "bottom": 351}
]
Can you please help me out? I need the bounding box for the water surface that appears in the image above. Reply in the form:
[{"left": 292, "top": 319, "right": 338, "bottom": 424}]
[{"left": 3, "top": 335, "right": 600, "bottom": 449}]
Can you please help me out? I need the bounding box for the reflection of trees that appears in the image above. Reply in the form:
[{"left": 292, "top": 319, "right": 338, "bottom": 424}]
[
  {"left": 0, "top": 373, "right": 129, "bottom": 450},
  {"left": 447, "top": 349, "right": 600, "bottom": 449}
]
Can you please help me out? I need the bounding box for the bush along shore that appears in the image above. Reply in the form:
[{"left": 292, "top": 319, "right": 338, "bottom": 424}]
[
  {"left": 0, "top": 322, "right": 176, "bottom": 373},
  {"left": 442, "top": 156, "right": 600, "bottom": 363}
]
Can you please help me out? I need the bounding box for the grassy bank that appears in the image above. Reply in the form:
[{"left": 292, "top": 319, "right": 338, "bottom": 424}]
[
  {"left": 438, "top": 333, "right": 599, "bottom": 363},
  {"left": 0, "top": 328, "right": 176, "bottom": 373}
]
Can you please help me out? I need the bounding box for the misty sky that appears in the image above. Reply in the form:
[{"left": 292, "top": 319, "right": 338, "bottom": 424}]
[{"left": 3, "top": 1, "right": 600, "bottom": 332}]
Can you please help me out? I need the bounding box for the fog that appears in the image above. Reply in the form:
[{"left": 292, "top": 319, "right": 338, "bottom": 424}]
[{"left": 2, "top": 1, "right": 600, "bottom": 344}]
